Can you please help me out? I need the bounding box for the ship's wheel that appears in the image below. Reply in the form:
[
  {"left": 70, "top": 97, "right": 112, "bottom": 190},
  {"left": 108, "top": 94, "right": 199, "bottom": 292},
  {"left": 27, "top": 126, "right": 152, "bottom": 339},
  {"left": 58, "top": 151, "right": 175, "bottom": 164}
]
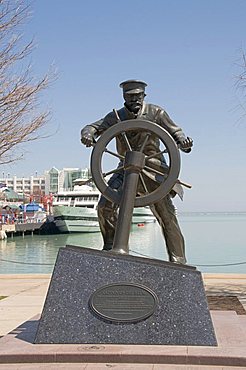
[
  {"left": 91, "top": 119, "right": 181, "bottom": 207},
  {"left": 90, "top": 119, "right": 181, "bottom": 254}
]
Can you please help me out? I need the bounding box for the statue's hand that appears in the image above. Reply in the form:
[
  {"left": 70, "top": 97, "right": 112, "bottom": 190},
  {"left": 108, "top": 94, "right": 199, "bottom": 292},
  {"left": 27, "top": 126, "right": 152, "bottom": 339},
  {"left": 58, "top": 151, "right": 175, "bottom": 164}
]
[
  {"left": 81, "top": 126, "right": 97, "bottom": 147},
  {"left": 178, "top": 136, "right": 193, "bottom": 153}
]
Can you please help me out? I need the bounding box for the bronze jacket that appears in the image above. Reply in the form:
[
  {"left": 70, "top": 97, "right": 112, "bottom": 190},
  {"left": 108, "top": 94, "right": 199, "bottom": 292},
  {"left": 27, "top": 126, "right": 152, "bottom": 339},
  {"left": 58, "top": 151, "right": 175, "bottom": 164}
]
[{"left": 87, "top": 102, "right": 188, "bottom": 158}]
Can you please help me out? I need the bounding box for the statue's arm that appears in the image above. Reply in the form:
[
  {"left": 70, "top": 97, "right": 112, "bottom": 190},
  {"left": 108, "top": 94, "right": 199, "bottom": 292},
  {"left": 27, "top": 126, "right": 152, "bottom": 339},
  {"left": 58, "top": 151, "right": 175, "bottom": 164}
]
[
  {"left": 158, "top": 108, "right": 193, "bottom": 153},
  {"left": 80, "top": 119, "right": 102, "bottom": 147},
  {"left": 81, "top": 112, "right": 117, "bottom": 147}
]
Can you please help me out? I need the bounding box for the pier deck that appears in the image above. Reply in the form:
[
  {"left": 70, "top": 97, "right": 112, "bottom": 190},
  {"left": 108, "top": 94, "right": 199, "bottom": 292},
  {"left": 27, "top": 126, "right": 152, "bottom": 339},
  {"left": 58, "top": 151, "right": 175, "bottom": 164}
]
[{"left": 0, "top": 222, "right": 44, "bottom": 238}]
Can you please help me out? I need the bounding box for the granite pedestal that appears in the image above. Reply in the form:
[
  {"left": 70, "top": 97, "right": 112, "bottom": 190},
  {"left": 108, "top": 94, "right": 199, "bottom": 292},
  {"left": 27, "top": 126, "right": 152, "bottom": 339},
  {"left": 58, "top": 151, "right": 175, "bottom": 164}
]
[{"left": 35, "top": 245, "right": 217, "bottom": 346}]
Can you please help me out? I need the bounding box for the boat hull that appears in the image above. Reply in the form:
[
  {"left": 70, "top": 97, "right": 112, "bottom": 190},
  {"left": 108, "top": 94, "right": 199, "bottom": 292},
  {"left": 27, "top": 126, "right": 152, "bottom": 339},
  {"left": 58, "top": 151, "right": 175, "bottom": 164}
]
[
  {"left": 53, "top": 206, "right": 100, "bottom": 233},
  {"left": 53, "top": 205, "right": 155, "bottom": 234}
]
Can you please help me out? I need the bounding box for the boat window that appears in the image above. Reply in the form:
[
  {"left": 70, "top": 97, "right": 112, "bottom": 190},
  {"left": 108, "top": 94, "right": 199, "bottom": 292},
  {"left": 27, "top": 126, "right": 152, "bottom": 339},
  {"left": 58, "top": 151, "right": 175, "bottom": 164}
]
[{"left": 75, "top": 205, "right": 94, "bottom": 208}]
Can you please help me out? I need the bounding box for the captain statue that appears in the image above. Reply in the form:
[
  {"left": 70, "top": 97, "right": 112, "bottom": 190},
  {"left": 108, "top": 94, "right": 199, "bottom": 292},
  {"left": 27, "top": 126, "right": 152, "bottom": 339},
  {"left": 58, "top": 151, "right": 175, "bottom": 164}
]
[{"left": 81, "top": 80, "right": 193, "bottom": 264}]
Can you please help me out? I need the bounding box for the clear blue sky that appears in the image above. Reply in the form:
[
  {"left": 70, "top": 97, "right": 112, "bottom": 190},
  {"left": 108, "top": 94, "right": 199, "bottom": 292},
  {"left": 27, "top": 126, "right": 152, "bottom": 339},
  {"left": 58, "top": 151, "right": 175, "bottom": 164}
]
[{"left": 2, "top": 0, "right": 246, "bottom": 212}]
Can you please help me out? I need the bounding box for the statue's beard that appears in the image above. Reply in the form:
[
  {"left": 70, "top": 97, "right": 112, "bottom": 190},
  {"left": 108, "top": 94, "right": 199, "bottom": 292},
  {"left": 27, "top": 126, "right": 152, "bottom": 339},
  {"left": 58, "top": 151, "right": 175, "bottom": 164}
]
[{"left": 126, "top": 102, "right": 142, "bottom": 113}]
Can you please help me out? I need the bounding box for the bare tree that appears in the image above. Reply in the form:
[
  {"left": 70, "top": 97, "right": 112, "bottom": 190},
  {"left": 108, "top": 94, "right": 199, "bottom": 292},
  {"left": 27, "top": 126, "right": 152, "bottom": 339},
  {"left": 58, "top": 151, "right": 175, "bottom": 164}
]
[
  {"left": 234, "top": 49, "right": 246, "bottom": 120},
  {"left": 0, "top": 0, "right": 53, "bottom": 165}
]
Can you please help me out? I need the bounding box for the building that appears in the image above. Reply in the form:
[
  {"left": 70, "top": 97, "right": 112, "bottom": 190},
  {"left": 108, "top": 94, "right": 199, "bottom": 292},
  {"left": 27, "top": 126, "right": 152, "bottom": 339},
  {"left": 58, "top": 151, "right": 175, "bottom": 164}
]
[
  {"left": 0, "top": 176, "right": 46, "bottom": 199},
  {"left": 0, "top": 167, "right": 91, "bottom": 198},
  {"left": 44, "top": 167, "right": 91, "bottom": 193}
]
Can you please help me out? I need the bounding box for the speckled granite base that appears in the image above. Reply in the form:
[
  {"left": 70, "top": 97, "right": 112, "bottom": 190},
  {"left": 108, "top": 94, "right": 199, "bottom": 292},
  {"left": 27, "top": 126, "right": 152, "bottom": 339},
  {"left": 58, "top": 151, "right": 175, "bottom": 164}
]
[{"left": 35, "top": 245, "right": 217, "bottom": 346}]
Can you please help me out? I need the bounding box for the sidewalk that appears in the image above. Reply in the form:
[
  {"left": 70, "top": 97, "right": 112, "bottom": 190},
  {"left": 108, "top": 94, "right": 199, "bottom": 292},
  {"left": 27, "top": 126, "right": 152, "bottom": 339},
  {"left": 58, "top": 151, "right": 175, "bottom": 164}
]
[
  {"left": 0, "top": 274, "right": 50, "bottom": 337},
  {"left": 203, "top": 273, "right": 246, "bottom": 311},
  {"left": 0, "top": 274, "right": 246, "bottom": 369}
]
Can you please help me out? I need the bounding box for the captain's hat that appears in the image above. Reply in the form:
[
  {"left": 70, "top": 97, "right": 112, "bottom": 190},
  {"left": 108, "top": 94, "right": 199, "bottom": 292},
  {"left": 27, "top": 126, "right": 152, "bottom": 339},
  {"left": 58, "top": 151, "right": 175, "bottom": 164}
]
[{"left": 119, "top": 79, "right": 147, "bottom": 94}]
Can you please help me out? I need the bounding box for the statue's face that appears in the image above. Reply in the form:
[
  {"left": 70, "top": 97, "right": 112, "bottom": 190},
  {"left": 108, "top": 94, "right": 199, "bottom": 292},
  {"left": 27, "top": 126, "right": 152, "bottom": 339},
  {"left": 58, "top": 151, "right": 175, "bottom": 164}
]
[{"left": 123, "top": 92, "right": 145, "bottom": 113}]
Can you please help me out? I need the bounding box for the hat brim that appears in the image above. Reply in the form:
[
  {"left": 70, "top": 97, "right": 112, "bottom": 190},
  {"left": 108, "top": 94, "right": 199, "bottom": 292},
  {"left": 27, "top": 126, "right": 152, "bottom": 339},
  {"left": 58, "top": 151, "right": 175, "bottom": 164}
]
[{"left": 124, "top": 88, "right": 145, "bottom": 94}]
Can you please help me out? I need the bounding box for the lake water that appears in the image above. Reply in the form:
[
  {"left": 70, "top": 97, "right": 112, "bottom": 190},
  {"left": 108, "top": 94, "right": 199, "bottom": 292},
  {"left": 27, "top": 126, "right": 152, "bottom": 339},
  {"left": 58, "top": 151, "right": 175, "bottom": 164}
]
[{"left": 0, "top": 212, "right": 245, "bottom": 274}]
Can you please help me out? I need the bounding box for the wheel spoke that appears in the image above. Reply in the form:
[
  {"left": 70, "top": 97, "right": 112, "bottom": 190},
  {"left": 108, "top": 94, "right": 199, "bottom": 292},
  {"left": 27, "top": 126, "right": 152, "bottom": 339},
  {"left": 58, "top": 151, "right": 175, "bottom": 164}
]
[
  {"left": 104, "top": 148, "right": 124, "bottom": 160},
  {"left": 144, "top": 165, "right": 168, "bottom": 177},
  {"left": 139, "top": 133, "right": 150, "bottom": 152},
  {"left": 121, "top": 132, "right": 132, "bottom": 151},
  {"left": 139, "top": 173, "right": 149, "bottom": 193},
  {"left": 146, "top": 149, "right": 168, "bottom": 159},
  {"left": 102, "top": 166, "right": 124, "bottom": 178}
]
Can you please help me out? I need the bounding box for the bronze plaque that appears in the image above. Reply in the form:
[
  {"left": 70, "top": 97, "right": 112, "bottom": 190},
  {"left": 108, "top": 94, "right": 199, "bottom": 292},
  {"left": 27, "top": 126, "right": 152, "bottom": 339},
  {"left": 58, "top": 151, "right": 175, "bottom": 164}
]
[{"left": 89, "top": 283, "right": 158, "bottom": 323}]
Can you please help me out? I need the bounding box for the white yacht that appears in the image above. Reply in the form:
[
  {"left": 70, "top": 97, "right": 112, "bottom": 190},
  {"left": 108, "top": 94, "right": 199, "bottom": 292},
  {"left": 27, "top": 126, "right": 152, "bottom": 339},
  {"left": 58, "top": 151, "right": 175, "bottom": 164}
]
[{"left": 52, "top": 184, "right": 155, "bottom": 233}]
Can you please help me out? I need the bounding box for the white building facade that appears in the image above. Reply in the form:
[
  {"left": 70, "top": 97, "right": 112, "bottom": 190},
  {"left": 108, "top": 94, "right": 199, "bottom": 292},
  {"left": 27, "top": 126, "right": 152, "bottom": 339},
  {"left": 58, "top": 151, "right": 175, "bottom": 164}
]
[{"left": 0, "top": 167, "right": 91, "bottom": 196}]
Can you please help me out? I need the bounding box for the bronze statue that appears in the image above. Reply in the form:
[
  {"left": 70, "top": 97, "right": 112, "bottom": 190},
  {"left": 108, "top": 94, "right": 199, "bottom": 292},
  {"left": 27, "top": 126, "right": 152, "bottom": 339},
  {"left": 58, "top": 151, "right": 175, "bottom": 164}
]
[{"left": 81, "top": 80, "right": 193, "bottom": 264}]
